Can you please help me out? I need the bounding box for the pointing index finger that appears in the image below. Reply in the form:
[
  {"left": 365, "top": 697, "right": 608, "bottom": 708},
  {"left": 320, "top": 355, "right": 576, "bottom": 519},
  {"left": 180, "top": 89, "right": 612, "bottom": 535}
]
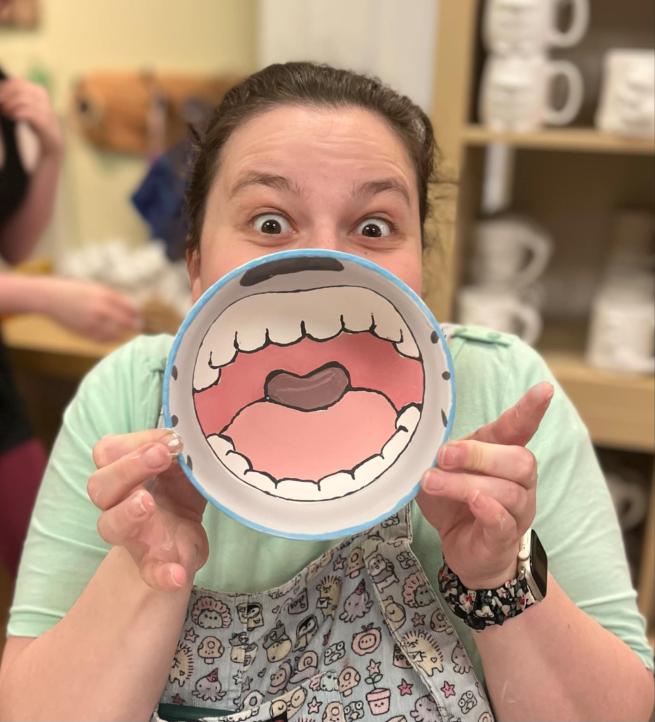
[{"left": 468, "top": 381, "right": 554, "bottom": 447}]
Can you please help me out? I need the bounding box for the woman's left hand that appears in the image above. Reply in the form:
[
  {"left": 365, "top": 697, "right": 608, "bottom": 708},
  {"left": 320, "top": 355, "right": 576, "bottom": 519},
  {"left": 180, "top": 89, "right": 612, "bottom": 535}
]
[{"left": 418, "top": 381, "right": 554, "bottom": 590}]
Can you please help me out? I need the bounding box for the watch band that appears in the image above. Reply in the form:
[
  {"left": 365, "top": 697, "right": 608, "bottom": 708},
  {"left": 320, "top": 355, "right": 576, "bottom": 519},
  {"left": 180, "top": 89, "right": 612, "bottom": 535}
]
[{"left": 437, "top": 561, "right": 539, "bottom": 631}]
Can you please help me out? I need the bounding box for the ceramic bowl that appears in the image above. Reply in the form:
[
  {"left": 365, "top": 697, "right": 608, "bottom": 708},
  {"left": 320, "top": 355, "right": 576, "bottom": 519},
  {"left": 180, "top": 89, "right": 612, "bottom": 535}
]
[{"left": 163, "top": 249, "right": 455, "bottom": 539}]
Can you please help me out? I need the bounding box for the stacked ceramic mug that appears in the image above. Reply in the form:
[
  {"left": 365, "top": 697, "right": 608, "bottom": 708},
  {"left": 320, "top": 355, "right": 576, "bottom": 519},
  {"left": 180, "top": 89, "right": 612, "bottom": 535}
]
[
  {"left": 596, "top": 49, "right": 655, "bottom": 140},
  {"left": 479, "top": 0, "right": 589, "bottom": 132},
  {"left": 457, "top": 215, "right": 553, "bottom": 346},
  {"left": 586, "top": 209, "right": 655, "bottom": 374}
]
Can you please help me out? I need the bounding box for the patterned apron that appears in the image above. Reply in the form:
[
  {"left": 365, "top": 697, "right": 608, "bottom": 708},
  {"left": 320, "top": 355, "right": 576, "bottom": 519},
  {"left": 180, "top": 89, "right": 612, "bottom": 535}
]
[{"left": 151, "top": 506, "right": 494, "bottom": 722}]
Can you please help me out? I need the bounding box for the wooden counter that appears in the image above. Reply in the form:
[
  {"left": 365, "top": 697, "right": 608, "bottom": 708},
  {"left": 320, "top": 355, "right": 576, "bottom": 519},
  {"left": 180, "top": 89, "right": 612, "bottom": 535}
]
[{"left": 2, "top": 314, "right": 128, "bottom": 378}]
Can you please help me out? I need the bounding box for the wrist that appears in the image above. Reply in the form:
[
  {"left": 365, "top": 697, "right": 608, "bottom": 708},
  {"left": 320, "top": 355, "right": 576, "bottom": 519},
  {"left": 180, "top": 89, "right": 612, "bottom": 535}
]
[
  {"left": 0, "top": 274, "right": 53, "bottom": 314},
  {"left": 457, "top": 559, "right": 519, "bottom": 591}
]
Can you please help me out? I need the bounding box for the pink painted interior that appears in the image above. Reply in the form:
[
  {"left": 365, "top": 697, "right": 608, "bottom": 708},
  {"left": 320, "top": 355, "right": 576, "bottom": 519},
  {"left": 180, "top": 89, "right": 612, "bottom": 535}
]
[
  {"left": 193, "top": 331, "right": 423, "bottom": 437},
  {"left": 224, "top": 390, "right": 397, "bottom": 480}
]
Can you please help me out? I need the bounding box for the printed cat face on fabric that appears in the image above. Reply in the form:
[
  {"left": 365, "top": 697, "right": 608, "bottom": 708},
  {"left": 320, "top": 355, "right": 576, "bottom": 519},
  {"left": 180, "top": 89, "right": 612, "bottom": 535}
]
[{"left": 191, "top": 255, "right": 426, "bottom": 501}]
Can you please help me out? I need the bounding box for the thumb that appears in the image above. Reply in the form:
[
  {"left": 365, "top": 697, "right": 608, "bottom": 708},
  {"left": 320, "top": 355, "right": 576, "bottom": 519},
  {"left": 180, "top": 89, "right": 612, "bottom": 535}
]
[{"left": 468, "top": 381, "right": 554, "bottom": 447}]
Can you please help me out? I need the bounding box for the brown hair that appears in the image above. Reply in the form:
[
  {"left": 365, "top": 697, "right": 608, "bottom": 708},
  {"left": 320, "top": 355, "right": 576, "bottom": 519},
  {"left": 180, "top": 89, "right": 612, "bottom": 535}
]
[{"left": 185, "top": 62, "right": 437, "bottom": 255}]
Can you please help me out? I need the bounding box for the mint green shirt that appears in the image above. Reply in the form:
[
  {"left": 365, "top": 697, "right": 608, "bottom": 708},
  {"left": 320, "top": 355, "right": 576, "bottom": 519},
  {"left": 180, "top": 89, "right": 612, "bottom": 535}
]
[{"left": 9, "top": 326, "right": 654, "bottom": 678}]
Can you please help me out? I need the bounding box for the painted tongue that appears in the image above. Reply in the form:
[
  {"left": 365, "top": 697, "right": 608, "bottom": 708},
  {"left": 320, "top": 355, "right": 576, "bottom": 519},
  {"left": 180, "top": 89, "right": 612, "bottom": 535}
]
[
  {"left": 265, "top": 363, "right": 350, "bottom": 411},
  {"left": 224, "top": 389, "right": 397, "bottom": 481}
]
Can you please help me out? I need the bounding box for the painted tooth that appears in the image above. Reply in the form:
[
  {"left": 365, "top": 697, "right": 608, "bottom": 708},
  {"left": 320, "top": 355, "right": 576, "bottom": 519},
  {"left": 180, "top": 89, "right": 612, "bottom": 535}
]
[
  {"left": 370, "top": 311, "right": 403, "bottom": 344},
  {"left": 194, "top": 324, "right": 237, "bottom": 391},
  {"left": 207, "top": 434, "right": 235, "bottom": 457},
  {"left": 316, "top": 471, "right": 355, "bottom": 497},
  {"left": 235, "top": 323, "right": 268, "bottom": 352},
  {"left": 302, "top": 300, "right": 343, "bottom": 340},
  {"left": 354, "top": 454, "right": 388, "bottom": 485},
  {"left": 275, "top": 478, "right": 322, "bottom": 501},
  {"left": 242, "top": 469, "right": 274, "bottom": 488},
  {"left": 265, "top": 313, "right": 304, "bottom": 345},
  {"left": 338, "top": 288, "right": 375, "bottom": 332},
  {"left": 193, "top": 360, "right": 221, "bottom": 392},
  {"left": 223, "top": 449, "right": 252, "bottom": 477},
  {"left": 394, "top": 333, "right": 420, "bottom": 359},
  {"left": 381, "top": 427, "right": 411, "bottom": 462},
  {"left": 396, "top": 404, "right": 420, "bottom": 433}
]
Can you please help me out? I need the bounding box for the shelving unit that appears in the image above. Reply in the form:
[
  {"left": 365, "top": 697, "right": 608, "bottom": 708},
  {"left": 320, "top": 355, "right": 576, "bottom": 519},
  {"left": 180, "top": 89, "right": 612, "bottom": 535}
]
[
  {"left": 430, "top": 0, "right": 654, "bottom": 635},
  {"left": 462, "top": 125, "right": 655, "bottom": 155}
]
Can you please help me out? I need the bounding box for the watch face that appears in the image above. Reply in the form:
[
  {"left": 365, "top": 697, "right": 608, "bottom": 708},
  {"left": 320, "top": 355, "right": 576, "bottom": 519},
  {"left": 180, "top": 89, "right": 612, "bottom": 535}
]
[{"left": 529, "top": 529, "right": 548, "bottom": 599}]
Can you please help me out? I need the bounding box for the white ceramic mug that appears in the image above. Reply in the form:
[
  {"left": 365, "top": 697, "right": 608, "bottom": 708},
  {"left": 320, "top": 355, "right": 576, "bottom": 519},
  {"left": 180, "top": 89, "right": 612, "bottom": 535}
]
[
  {"left": 471, "top": 215, "right": 553, "bottom": 288},
  {"left": 586, "top": 276, "right": 655, "bottom": 374},
  {"left": 483, "top": 0, "right": 590, "bottom": 54},
  {"left": 480, "top": 53, "right": 584, "bottom": 131},
  {"left": 607, "top": 209, "right": 655, "bottom": 274},
  {"left": 596, "top": 49, "right": 655, "bottom": 139},
  {"left": 457, "top": 286, "right": 543, "bottom": 345},
  {"left": 605, "top": 472, "right": 648, "bottom": 531}
]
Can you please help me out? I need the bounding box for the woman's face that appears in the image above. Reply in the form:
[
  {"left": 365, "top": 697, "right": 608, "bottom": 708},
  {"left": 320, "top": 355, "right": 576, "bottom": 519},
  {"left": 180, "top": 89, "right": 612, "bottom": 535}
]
[{"left": 188, "top": 104, "right": 423, "bottom": 300}]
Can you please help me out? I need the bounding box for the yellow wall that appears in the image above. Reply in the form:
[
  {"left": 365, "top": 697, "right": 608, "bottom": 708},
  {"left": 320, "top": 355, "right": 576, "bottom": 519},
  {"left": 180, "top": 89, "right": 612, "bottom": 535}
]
[{"left": 1, "top": 0, "right": 257, "bottom": 254}]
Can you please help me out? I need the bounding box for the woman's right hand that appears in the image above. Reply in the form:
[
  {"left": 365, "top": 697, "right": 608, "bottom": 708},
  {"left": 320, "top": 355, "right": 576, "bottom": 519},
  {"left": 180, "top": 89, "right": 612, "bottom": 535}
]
[{"left": 88, "top": 429, "right": 209, "bottom": 591}]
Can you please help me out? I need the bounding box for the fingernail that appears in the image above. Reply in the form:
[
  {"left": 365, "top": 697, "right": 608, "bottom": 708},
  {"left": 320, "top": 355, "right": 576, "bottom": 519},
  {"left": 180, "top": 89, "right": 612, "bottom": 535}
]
[
  {"left": 422, "top": 469, "right": 442, "bottom": 492},
  {"left": 142, "top": 443, "right": 170, "bottom": 469},
  {"left": 162, "top": 430, "right": 184, "bottom": 456},
  {"left": 439, "top": 443, "right": 461, "bottom": 468},
  {"left": 132, "top": 490, "right": 148, "bottom": 516},
  {"left": 170, "top": 566, "right": 185, "bottom": 588}
]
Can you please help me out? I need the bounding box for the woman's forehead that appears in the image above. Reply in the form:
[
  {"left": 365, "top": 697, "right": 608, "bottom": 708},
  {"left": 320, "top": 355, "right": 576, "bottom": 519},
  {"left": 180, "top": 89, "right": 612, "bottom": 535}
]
[{"left": 217, "top": 105, "right": 417, "bottom": 192}]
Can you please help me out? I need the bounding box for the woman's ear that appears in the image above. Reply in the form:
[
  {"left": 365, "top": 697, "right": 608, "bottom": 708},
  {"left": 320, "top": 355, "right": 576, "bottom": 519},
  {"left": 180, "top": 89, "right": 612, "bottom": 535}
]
[{"left": 186, "top": 248, "right": 202, "bottom": 302}]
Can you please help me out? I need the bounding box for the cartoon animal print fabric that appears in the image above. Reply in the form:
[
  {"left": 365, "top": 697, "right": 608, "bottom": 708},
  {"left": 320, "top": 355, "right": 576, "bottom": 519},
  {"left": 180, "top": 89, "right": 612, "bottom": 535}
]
[{"left": 152, "top": 507, "right": 494, "bottom": 722}]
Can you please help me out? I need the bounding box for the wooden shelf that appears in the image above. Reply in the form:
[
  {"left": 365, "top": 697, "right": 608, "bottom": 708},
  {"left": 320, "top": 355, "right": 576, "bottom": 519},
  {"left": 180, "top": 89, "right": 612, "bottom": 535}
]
[
  {"left": 538, "top": 323, "right": 655, "bottom": 453},
  {"left": 462, "top": 125, "right": 655, "bottom": 155}
]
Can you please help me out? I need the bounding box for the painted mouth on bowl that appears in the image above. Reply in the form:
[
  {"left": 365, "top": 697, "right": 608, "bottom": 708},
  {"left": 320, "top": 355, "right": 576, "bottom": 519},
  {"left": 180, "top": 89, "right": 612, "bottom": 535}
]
[{"left": 192, "top": 286, "right": 424, "bottom": 500}]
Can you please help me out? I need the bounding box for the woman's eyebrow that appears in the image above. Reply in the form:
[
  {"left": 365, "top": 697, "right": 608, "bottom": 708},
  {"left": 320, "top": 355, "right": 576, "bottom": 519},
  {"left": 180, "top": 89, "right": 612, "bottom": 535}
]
[
  {"left": 229, "top": 171, "right": 304, "bottom": 198},
  {"left": 352, "top": 178, "right": 410, "bottom": 206}
]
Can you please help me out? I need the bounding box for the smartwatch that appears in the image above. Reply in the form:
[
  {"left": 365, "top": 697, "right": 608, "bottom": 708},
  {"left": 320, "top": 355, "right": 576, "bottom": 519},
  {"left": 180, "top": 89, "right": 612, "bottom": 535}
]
[{"left": 438, "top": 529, "right": 548, "bottom": 630}]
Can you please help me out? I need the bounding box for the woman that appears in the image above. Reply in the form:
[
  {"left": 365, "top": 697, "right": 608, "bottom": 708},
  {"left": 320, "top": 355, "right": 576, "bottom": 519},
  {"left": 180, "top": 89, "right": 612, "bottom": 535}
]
[
  {"left": 0, "top": 72, "right": 139, "bottom": 576},
  {"left": 0, "top": 63, "right": 652, "bottom": 721}
]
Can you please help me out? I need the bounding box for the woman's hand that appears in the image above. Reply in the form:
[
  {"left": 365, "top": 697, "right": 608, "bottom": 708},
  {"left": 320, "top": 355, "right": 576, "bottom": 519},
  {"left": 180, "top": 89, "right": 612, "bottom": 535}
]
[
  {"left": 0, "top": 77, "right": 63, "bottom": 157},
  {"left": 41, "top": 276, "right": 141, "bottom": 342},
  {"left": 88, "top": 429, "right": 209, "bottom": 591},
  {"left": 418, "top": 382, "right": 554, "bottom": 589}
]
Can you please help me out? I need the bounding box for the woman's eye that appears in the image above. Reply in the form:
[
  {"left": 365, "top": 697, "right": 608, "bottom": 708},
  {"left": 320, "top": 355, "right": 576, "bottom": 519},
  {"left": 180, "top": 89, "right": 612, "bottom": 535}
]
[
  {"left": 356, "top": 218, "right": 392, "bottom": 238},
  {"left": 252, "top": 213, "right": 291, "bottom": 235}
]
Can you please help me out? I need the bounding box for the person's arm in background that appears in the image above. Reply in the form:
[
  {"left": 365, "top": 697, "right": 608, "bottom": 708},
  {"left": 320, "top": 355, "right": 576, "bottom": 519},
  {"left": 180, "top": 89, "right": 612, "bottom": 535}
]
[
  {"left": 0, "top": 78, "right": 63, "bottom": 264},
  {"left": 0, "top": 339, "right": 209, "bottom": 721},
  {"left": 0, "top": 273, "right": 140, "bottom": 342},
  {"left": 418, "top": 338, "right": 654, "bottom": 722}
]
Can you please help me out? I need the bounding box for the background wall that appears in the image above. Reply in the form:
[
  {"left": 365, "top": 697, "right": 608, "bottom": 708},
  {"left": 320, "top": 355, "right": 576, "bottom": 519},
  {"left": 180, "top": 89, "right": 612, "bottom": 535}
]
[
  {"left": 1, "top": 0, "right": 257, "bottom": 255},
  {"left": 258, "top": 0, "right": 438, "bottom": 113}
]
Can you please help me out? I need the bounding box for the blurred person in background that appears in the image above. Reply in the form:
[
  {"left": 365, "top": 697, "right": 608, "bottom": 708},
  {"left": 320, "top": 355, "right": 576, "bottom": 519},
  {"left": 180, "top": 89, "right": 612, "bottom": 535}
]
[{"left": 0, "top": 69, "right": 140, "bottom": 576}]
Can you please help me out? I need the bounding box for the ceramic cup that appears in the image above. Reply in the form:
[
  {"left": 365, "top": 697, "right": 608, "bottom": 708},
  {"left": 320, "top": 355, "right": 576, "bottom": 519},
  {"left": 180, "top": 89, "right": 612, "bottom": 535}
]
[
  {"left": 480, "top": 53, "right": 584, "bottom": 131},
  {"left": 606, "top": 209, "right": 655, "bottom": 277},
  {"left": 596, "top": 49, "right": 655, "bottom": 139},
  {"left": 586, "top": 276, "right": 655, "bottom": 374},
  {"left": 606, "top": 471, "right": 648, "bottom": 531},
  {"left": 471, "top": 215, "right": 553, "bottom": 289},
  {"left": 483, "top": 0, "right": 589, "bottom": 54},
  {"left": 457, "top": 285, "right": 542, "bottom": 345}
]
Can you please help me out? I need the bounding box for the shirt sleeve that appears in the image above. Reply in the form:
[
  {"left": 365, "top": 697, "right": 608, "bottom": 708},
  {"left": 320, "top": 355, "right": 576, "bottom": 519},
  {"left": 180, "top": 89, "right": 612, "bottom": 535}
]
[
  {"left": 412, "top": 330, "right": 653, "bottom": 672},
  {"left": 7, "top": 335, "right": 169, "bottom": 638}
]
